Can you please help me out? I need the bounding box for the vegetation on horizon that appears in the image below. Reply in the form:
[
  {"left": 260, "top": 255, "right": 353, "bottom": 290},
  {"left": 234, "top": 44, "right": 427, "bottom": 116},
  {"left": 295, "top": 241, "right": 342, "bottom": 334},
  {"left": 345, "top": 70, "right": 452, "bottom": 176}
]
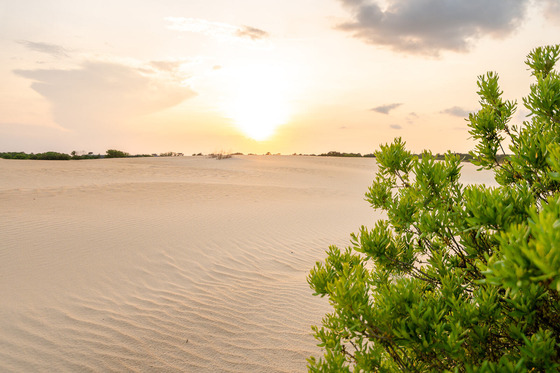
[
  {"left": 1, "top": 149, "right": 483, "bottom": 161},
  {"left": 208, "top": 151, "right": 233, "bottom": 160},
  {"left": 105, "top": 149, "right": 130, "bottom": 158},
  {"left": 317, "top": 151, "right": 483, "bottom": 161},
  {"left": 319, "top": 151, "right": 374, "bottom": 158},
  {"left": 308, "top": 45, "right": 560, "bottom": 371},
  {"left": 0, "top": 149, "right": 187, "bottom": 160},
  {"left": 0, "top": 151, "right": 75, "bottom": 160}
]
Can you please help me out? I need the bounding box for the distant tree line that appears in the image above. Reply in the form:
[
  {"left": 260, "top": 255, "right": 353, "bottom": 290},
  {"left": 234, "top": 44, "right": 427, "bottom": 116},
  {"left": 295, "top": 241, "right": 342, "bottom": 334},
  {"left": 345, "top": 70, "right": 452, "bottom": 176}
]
[
  {"left": 421, "top": 152, "right": 473, "bottom": 162},
  {"left": 0, "top": 149, "right": 191, "bottom": 160},
  {"left": 105, "top": 149, "right": 130, "bottom": 158},
  {"left": 1, "top": 151, "right": 77, "bottom": 160},
  {"left": 317, "top": 151, "right": 506, "bottom": 163},
  {"left": 419, "top": 153, "right": 509, "bottom": 162},
  {"left": 0, "top": 150, "right": 498, "bottom": 162},
  {"left": 319, "top": 151, "right": 376, "bottom": 158}
]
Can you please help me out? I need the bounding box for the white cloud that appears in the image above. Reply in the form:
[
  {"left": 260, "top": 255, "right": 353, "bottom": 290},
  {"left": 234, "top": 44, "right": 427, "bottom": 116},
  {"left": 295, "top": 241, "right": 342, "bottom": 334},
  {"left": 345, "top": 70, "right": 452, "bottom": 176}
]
[
  {"left": 166, "top": 17, "right": 271, "bottom": 47},
  {"left": 14, "top": 61, "right": 196, "bottom": 137}
]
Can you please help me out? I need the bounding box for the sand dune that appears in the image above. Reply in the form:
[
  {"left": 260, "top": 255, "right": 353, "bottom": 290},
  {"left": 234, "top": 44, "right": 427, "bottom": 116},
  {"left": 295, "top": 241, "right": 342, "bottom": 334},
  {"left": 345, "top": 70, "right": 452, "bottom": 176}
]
[
  {"left": 0, "top": 155, "right": 496, "bottom": 371},
  {"left": 0, "top": 155, "right": 386, "bottom": 372}
]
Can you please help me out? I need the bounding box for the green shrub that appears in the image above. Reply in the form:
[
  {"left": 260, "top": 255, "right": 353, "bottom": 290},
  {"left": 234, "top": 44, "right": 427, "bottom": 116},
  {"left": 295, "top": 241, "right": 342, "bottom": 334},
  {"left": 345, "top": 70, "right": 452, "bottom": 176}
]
[
  {"left": 0, "top": 152, "right": 27, "bottom": 159},
  {"left": 308, "top": 45, "right": 560, "bottom": 372},
  {"left": 34, "top": 151, "right": 71, "bottom": 160},
  {"left": 105, "top": 149, "right": 130, "bottom": 158},
  {"left": 319, "top": 151, "right": 363, "bottom": 157},
  {"left": 1, "top": 151, "right": 72, "bottom": 160}
]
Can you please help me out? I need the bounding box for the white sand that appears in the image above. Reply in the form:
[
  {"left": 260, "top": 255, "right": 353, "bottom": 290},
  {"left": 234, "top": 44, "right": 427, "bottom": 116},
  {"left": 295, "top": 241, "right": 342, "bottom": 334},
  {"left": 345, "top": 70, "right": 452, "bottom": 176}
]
[
  {"left": 0, "top": 155, "right": 495, "bottom": 372},
  {"left": 0, "top": 155, "right": 384, "bottom": 372}
]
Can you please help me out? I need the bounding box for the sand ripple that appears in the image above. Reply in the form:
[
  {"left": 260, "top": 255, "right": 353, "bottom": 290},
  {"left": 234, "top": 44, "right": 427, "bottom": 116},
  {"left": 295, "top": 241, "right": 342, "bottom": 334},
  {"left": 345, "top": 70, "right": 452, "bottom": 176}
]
[{"left": 0, "top": 156, "right": 383, "bottom": 372}]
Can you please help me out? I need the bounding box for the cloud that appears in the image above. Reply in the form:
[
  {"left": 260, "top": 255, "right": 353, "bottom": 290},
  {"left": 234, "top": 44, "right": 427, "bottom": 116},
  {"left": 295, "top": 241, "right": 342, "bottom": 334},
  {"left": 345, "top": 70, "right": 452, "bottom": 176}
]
[
  {"left": 371, "top": 102, "right": 402, "bottom": 114},
  {"left": 149, "top": 60, "right": 184, "bottom": 73},
  {"left": 390, "top": 124, "right": 402, "bottom": 129},
  {"left": 166, "top": 17, "right": 270, "bottom": 46},
  {"left": 406, "top": 112, "right": 419, "bottom": 124},
  {"left": 441, "top": 106, "right": 471, "bottom": 117},
  {"left": 14, "top": 61, "right": 196, "bottom": 138},
  {"left": 543, "top": 0, "right": 560, "bottom": 22},
  {"left": 146, "top": 59, "right": 195, "bottom": 83},
  {"left": 17, "top": 40, "right": 69, "bottom": 58},
  {"left": 235, "top": 25, "right": 270, "bottom": 40},
  {"left": 336, "top": 0, "right": 530, "bottom": 56}
]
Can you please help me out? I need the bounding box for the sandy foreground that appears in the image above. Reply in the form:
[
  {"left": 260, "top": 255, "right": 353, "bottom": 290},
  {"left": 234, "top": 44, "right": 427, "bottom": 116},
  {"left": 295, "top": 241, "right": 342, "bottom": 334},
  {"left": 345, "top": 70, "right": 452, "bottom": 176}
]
[
  {"left": 0, "top": 155, "right": 384, "bottom": 372},
  {"left": 0, "top": 155, "right": 494, "bottom": 372}
]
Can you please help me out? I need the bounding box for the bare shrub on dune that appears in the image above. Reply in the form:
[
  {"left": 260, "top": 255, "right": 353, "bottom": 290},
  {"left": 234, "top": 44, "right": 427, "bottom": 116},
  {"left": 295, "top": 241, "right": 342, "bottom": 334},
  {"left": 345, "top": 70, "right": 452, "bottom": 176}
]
[{"left": 208, "top": 151, "right": 232, "bottom": 160}]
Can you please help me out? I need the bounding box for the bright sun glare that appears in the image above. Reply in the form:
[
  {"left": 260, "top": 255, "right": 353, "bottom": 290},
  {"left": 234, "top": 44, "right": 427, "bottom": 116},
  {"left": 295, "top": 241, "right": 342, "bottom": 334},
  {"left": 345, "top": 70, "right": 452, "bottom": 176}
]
[{"left": 224, "top": 64, "right": 292, "bottom": 141}]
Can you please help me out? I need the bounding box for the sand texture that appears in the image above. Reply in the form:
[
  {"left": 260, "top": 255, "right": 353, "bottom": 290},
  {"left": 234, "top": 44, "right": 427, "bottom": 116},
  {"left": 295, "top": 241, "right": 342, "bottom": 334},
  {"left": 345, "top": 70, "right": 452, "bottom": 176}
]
[{"left": 0, "top": 155, "right": 389, "bottom": 372}]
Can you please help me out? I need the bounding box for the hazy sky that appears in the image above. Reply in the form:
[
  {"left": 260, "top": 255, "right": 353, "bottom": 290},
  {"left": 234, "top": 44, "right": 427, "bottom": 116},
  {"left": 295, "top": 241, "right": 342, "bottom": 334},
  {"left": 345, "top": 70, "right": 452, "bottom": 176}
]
[{"left": 1, "top": 0, "right": 559, "bottom": 155}]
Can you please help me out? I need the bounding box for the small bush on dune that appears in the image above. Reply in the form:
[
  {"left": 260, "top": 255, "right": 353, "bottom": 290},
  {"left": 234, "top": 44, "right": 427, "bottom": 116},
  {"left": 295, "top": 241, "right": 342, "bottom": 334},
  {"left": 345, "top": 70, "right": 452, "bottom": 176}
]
[
  {"left": 34, "top": 152, "right": 72, "bottom": 160},
  {"left": 319, "top": 151, "right": 363, "bottom": 157},
  {"left": 105, "top": 149, "right": 130, "bottom": 158},
  {"left": 308, "top": 45, "right": 560, "bottom": 372},
  {"left": 208, "top": 151, "right": 232, "bottom": 160}
]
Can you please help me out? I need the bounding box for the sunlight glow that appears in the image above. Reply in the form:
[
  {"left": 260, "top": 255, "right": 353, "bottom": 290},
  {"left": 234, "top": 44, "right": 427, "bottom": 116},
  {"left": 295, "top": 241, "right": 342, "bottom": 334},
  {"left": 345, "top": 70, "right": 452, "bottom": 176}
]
[{"left": 224, "top": 64, "right": 292, "bottom": 141}]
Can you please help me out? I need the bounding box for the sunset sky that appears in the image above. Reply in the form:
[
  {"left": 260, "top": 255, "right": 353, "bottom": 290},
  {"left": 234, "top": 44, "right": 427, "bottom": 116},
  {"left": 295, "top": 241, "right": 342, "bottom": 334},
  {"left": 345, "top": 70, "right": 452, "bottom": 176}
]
[{"left": 1, "top": 0, "right": 560, "bottom": 155}]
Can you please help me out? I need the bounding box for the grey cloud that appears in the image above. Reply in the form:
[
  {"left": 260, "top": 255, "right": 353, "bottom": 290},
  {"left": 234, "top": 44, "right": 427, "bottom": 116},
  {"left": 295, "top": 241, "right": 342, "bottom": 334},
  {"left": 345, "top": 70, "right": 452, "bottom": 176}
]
[
  {"left": 390, "top": 124, "right": 402, "bottom": 129},
  {"left": 14, "top": 61, "right": 196, "bottom": 138},
  {"left": 371, "top": 102, "right": 402, "bottom": 114},
  {"left": 235, "top": 25, "right": 269, "bottom": 40},
  {"left": 441, "top": 106, "right": 471, "bottom": 117},
  {"left": 343, "top": 0, "right": 369, "bottom": 5},
  {"left": 17, "top": 40, "right": 69, "bottom": 58},
  {"left": 406, "top": 112, "right": 419, "bottom": 124},
  {"left": 336, "top": 0, "right": 530, "bottom": 56}
]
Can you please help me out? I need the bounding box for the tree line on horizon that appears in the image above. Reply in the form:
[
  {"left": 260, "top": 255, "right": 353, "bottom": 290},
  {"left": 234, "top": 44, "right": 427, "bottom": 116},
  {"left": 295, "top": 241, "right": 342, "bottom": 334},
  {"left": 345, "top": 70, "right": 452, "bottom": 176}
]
[
  {"left": 317, "top": 151, "right": 493, "bottom": 162},
  {"left": 0, "top": 149, "right": 186, "bottom": 160},
  {"left": 0, "top": 150, "right": 485, "bottom": 162}
]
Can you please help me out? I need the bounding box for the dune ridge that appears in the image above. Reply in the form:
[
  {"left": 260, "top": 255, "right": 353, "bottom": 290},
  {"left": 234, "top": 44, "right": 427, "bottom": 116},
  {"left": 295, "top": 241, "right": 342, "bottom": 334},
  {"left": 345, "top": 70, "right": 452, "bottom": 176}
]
[
  {"left": 0, "top": 155, "right": 384, "bottom": 372},
  {"left": 0, "top": 156, "right": 497, "bottom": 371}
]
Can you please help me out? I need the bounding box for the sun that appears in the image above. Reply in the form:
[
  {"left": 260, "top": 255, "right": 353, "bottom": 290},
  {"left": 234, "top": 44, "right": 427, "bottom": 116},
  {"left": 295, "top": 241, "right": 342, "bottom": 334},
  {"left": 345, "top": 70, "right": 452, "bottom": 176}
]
[{"left": 224, "top": 64, "right": 292, "bottom": 141}]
